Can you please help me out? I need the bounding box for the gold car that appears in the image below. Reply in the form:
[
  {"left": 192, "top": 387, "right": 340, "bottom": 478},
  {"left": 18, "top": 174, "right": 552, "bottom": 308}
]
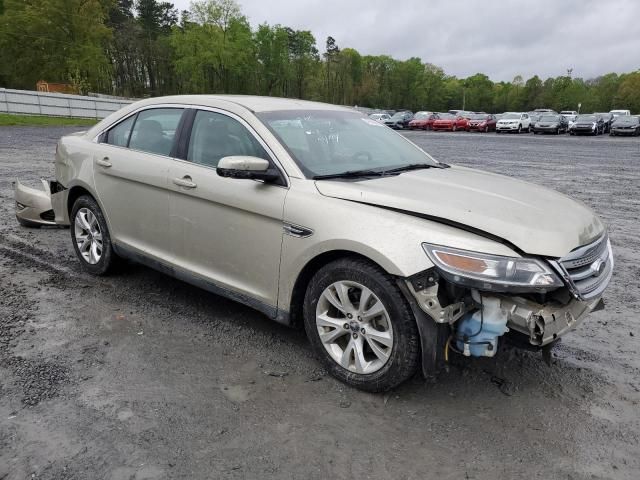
[{"left": 47, "top": 95, "right": 612, "bottom": 391}]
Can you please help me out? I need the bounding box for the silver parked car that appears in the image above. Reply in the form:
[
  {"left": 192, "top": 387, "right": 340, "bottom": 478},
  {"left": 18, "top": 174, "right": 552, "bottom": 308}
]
[{"left": 46, "top": 95, "right": 612, "bottom": 391}]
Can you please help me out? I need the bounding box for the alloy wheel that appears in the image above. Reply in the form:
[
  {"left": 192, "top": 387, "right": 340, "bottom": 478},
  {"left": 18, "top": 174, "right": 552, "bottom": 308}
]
[
  {"left": 315, "top": 280, "right": 393, "bottom": 374},
  {"left": 74, "top": 207, "right": 103, "bottom": 264}
]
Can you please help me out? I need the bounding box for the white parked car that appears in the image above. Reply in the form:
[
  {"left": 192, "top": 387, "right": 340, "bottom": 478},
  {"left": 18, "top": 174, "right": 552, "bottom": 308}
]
[
  {"left": 609, "top": 109, "right": 631, "bottom": 117},
  {"left": 369, "top": 113, "right": 391, "bottom": 123},
  {"left": 496, "top": 112, "right": 531, "bottom": 133}
]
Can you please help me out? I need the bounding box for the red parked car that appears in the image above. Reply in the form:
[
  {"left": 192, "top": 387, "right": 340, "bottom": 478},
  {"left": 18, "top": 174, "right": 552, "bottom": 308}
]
[
  {"left": 466, "top": 113, "right": 498, "bottom": 132},
  {"left": 408, "top": 112, "right": 439, "bottom": 130},
  {"left": 432, "top": 113, "right": 468, "bottom": 131}
]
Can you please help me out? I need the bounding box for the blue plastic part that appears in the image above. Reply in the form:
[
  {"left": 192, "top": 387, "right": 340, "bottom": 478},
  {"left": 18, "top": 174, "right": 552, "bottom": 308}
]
[{"left": 455, "top": 298, "right": 509, "bottom": 357}]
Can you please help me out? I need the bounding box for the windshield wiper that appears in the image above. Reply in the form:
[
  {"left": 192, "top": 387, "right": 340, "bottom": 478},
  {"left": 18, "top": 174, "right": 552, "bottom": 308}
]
[
  {"left": 382, "top": 163, "right": 449, "bottom": 174},
  {"left": 313, "top": 162, "right": 450, "bottom": 180},
  {"left": 312, "top": 169, "right": 389, "bottom": 180}
]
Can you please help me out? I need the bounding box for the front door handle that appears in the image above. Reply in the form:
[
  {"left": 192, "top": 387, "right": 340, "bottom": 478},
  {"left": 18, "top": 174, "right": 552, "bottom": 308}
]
[
  {"left": 173, "top": 176, "right": 197, "bottom": 189},
  {"left": 97, "top": 157, "right": 112, "bottom": 168}
]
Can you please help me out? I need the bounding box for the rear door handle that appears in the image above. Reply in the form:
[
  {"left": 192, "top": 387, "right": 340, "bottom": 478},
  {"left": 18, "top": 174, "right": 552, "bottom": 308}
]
[
  {"left": 173, "top": 176, "right": 197, "bottom": 189},
  {"left": 97, "top": 157, "right": 112, "bottom": 168}
]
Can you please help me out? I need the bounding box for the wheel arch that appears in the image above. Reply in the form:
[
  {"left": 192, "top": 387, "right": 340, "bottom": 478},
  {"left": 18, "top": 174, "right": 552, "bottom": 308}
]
[
  {"left": 67, "top": 185, "right": 96, "bottom": 216},
  {"left": 287, "top": 249, "right": 390, "bottom": 328}
]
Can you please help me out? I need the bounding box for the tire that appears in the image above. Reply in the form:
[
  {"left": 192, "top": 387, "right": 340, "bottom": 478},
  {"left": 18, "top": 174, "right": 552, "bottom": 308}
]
[
  {"left": 303, "top": 258, "right": 420, "bottom": 392},
  {"left": 517, "top": 125, "right": 522, "bottom": 134},
  {"left": 484, "top": 126, "right": 489, "bottom": 133},
  {"left": 452, "top": 125, "right": 457, "bottom": 132},
  {"left": 70, "top": 195, "right": 119, "bottom": 275},
  {"left": 556, "top": 128, "right": 560, "bottom": 135}
]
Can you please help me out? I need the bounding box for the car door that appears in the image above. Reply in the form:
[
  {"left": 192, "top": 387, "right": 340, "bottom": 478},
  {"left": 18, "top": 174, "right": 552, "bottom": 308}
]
[
  {"left": 168, "top": 108, "right": 288, "bottom": 313},
  {"left": 522, "top": 113, "right": 530, "bottom": 129},
  {"left": 94, "top": 107, "right": 185, "bottom": 261}
]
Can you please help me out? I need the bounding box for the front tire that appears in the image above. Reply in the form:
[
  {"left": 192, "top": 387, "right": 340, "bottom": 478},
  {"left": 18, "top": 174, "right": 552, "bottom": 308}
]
[
  {"left": 70, "top": 195, "right": 119, "bottom": 275},
  {"left": 303, "top": 258, "right": 420, "bottom": 392}
]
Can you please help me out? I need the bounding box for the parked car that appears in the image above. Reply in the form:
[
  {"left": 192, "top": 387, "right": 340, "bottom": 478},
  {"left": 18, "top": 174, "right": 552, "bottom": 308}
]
[
  {"left": 609, "top": 109, "right": 631, "bottom": 117},
  {"left": 369, "top": 113, "right": 391, "bottom": 123},
  {"left": 431, "top": 113, "right": 462, "bottom": 132},
  {"left": 560, "top": 110, "right": 578, "bottom": 117},
  {"left": 569, "top": 114, "right": 604, "bottom": 135},
  {"left": 532, "top": 114, "right": 569, "bottom": 134},
  {"left": 609, "top": 115, "right": 640, "bottom": 136},
  {"left": 528, "top": 112, "right": 543, "bottom": 128},
  {"left": 408, "top": 111, "right": 438, "bottom": 130},
  {"left": 466, "top": 113, "right": 497, "bottom": 132},
  {"left": 534, "top": 108, "right": 557, "bottom": 114},
  {"left": 42, "top": 95, "right": 612, "bottom": 392},
  {"left": 383, "top": 111, "right": 414, "bottom": 129},
  {"left": 496, "top": 112, "right": 531, "bottom": 133},
  {"left": 595, "top": 113, "right": 614, "bottom": 133}
]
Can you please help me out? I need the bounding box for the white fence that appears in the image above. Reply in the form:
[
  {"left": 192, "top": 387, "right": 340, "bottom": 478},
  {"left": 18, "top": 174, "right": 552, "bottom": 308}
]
[{"left": 0, "top": 88, "right": 133, "bottom": 119}]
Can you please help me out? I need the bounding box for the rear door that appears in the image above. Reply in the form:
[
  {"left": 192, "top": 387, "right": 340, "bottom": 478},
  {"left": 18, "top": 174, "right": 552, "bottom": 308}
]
[
  {"left": 167, "top": 108, "right": 288, "bottom": 312},
  {"left": 94, "top": 107, "right": 185, "bottom": 261}
]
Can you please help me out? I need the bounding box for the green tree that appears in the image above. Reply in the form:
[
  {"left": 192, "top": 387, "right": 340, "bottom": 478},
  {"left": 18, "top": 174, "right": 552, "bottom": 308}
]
[{"left": 0, "top": 0, "right": 112, "bottom": 91}]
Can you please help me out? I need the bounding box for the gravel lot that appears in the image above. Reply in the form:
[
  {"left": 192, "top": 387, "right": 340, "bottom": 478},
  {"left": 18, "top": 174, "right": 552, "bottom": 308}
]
[{"left": 1, "top": 126, "right": 639, "bottom": 480}]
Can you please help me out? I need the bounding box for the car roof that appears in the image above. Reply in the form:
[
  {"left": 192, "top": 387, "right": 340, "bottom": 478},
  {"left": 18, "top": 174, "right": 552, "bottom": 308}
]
[{"left": 133, "top": 94, "right": 355, "bottom": 113}]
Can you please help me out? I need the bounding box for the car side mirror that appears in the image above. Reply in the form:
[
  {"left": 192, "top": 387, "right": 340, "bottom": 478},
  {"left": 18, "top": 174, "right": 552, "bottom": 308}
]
[{"left": 217, "top": 156, "right": 280, "bottom": 182}]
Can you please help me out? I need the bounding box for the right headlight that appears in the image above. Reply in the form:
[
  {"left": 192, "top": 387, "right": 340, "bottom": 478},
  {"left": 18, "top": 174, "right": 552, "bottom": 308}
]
[{"left": 422, "top": 243, "right": 564, "bottom": 292}]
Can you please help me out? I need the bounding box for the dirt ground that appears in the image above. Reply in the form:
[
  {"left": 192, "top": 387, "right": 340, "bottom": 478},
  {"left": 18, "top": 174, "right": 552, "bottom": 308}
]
[{"left": 0, "top": 126, "right": 639, "bottom": 480}]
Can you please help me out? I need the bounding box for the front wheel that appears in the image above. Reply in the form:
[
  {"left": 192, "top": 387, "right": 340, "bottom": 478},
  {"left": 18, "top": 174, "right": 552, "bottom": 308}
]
[
  {"left": 303, "top": 258, "right": 420, "bottom": 392},
  {"left": 70, "top": 195, "right": 119, "bottom": 275}
]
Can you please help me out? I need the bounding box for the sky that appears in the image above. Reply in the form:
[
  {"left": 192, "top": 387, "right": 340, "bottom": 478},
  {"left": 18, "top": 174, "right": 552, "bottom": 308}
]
[{"left": 170, "top": 0, "right": 640, "bottom": 81}]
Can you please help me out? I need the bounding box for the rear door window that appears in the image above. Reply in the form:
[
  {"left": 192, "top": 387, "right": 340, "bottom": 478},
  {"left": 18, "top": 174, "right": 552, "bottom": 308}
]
[
  {"left": 105, "top": 115, "right": 136, "bottom": 147},
  {"left": 128, "top": 108, "right": 184, "bottom": 156}
]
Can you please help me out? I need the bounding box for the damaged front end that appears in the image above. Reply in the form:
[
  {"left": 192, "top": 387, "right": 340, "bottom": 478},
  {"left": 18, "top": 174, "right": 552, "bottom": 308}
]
[
  {"left": 403, "top": 235, "right": 612, "bottom": 375},
  {"left": 14, "top": 179, "right": 66, "bottom": 228}
]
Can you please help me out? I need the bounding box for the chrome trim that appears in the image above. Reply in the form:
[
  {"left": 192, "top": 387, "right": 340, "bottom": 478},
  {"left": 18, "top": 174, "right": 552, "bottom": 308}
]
[
  {"left": 283, "top": 222, "right": 313, "bottom": 238},
  {"left": 550, "top": 234, "right": 613, "bottom": 301}
]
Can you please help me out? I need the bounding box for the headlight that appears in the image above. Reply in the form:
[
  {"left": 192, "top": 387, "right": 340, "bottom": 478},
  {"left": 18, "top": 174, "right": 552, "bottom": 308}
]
[
  {"left": 422, "top": 243, "right": 564, "bottom": 292},
  {"left": 549, "top": 123, "right": 557, "bottom": 128}
]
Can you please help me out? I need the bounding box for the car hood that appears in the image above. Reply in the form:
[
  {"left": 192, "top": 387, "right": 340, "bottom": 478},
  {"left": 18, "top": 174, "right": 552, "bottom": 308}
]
[{"left": 314, "top": 165, "right": 604, "bottom": 257}]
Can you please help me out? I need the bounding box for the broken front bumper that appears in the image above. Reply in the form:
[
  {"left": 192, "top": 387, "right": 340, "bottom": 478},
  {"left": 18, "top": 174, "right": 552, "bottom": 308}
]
[{"left": 494, "top": 294, "right": 604, "bottom": 346}]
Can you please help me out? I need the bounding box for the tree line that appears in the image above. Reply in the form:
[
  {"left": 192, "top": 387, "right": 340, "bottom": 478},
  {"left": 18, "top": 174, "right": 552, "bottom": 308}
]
[{"left": 1, "top": 0, "right": 639, "bottom": 113}]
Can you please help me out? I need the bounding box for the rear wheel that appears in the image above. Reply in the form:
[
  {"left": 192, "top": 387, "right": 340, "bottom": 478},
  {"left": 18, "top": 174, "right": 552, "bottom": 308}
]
[
  {"left": 70, "top": 195, "right": 119, "bottom": 275},
  {"left": 303, "top": 258, "right": 420, "bottom": 392},
  {"left": 517, "top": 125, "right": 522, "bottom": 134}
]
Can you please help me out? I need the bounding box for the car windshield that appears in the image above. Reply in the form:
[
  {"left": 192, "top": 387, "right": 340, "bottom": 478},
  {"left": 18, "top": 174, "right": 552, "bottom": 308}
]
[
  {"left": 540, "top": 115, "right": 559, "bottom": 121},
  {"left": 438, "top": 113, "right": 456, "bottom": 120},
  {"left": 468, "top": 114, "right": 488, "bottom": 120},
  {"left": 614, "top": 117, "right": 638, "bottom": 125},
  {"left": 414, "top": 112, "right": 430, "bottom": 119},
  {"left": 258, "top": 110, "right": 440, "bottom": 178},
  {"left": 502, "top": 113, "right": 521, "bottom": 119},
  {"left": 577, "top": 115, "right": 596, "bottom": 121},
  {"left": 391, "top": 112, "right": 407, "bottom": 119}
]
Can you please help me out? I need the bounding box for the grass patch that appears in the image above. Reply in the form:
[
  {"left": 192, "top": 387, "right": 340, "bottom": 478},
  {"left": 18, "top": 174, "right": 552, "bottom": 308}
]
[{"left": 0, "top": 113, "right": 98, "bottom": 127}]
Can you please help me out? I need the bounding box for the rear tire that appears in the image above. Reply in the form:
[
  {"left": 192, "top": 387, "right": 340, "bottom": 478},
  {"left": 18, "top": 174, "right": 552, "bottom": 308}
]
[
  {"left": 70, "top": 195, "right": 119, "bottom": 275},
  {"left": 303, "top": 258, "right": 420, "bottom": 392}
]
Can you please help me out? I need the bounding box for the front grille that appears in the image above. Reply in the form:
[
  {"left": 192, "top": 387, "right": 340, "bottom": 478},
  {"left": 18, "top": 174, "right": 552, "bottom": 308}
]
[
  {"left": 40, "top": 209, "right": 55, "bottom": 222},
  {"left": 557, "top": 234, "right": 613, "bottom": 300}
]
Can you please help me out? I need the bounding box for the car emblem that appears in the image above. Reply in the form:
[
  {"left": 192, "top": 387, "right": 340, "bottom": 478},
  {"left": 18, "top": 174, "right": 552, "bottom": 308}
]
[{"left": 590, "top": 258, "right": 606, "bottom": 277}]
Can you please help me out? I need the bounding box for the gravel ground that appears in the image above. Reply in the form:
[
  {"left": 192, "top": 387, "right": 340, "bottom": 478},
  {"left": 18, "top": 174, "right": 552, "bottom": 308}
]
[{"left": 0, "top": 126, "right": 639, "bottom": 480}]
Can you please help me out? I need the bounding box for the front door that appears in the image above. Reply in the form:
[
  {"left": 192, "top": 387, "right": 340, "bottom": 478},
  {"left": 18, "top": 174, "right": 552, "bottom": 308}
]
[{"left": 168, "top": 109, "right": 288, "bottom": 313}]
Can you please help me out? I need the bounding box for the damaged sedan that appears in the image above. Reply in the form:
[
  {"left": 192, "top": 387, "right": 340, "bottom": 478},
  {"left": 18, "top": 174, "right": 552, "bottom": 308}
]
[{"left": 41, "top": 96, "right": 612, "bottom": 392}]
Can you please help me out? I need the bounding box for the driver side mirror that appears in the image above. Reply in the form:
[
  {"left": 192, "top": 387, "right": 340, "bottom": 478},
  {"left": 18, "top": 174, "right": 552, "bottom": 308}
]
[{"left": 217, "top": 156, "right": 281, "bottom": 183}]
